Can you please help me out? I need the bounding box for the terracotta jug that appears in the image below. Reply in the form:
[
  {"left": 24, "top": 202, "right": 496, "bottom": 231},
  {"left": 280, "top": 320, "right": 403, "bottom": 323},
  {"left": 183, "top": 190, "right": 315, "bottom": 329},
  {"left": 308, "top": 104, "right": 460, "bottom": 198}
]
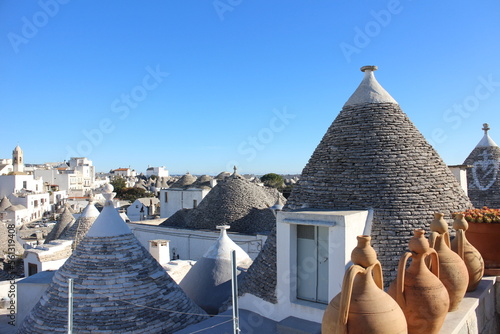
[
  {"left": 322, "top": 236, "right": 407, "bottom": 334},
  {"left": 429, "top": 215, "right": 469, "bottom": 311},
  {"left": 388, "top": 229, "right": 449, "bottom": 334},
  {"left": 450, "top": 214, "right": 484, "bottom": 291},
  {"left": 430, "top": 212, "right": 449, "bottom": 239}
]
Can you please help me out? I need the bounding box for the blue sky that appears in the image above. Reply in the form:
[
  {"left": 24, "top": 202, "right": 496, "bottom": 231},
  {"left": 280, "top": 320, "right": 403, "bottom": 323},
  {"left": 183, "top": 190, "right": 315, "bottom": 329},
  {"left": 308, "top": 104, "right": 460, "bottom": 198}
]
[{"left": 1, "top": 1, "right": 500, "bottom": 175}]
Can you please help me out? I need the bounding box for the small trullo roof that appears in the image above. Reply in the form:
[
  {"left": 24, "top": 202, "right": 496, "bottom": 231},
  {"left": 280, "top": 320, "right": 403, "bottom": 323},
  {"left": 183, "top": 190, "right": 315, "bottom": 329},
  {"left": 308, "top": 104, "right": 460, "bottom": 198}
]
[
  {"left": 19, "top": 186, "right": 207, "bottom": 333},
  {"left": 179, "top": 225, "right": 252, "bottom": 314}
]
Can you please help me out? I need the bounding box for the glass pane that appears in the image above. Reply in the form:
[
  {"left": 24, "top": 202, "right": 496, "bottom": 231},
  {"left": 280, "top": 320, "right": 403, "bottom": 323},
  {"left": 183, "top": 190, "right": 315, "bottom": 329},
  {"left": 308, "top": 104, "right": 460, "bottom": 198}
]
[
  {"left": 297, "top": 225, "right": 317, "bottom": 301},
  {"left": 317, "top": 226, "right": 329, "bottom": 304}
]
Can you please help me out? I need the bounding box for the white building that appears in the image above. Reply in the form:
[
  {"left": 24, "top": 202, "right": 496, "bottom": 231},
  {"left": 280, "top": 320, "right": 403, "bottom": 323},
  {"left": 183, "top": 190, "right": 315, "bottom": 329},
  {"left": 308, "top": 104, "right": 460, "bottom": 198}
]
[
  {"left": 127, "top": 197, "right": 160, "bottom": 221},
  {"left": 0, "top": 159, "right": 13, "bottom": 175},
  {"left": 111, "top": 168, "right": 136, "bottom": 178},
  {"left": 160, "top": 188, "right": 211, "bottom": 219},
  {"left": 146, "top": 166, "right": 169, "bottom": 178},
  {"left": 0, "top": 196, "right": 29, "bottom": 226},
  {"left": 34, "top": 157, "right": 96, "bottom": 198},
  {"left": 0, "top": 173, "right": 44, "bottom": 198},
  {"left": 9, "top": 192, "right": 51, "bottom": 222}
]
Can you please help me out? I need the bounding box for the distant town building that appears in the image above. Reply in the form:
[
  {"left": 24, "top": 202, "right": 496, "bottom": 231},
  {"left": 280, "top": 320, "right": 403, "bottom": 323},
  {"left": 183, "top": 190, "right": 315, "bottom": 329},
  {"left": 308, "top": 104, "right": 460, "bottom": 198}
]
[
  {"left": 146, "top": 166, "right": 169, "bottom": 178},
  {"left": 159, "top": 172, "right": 212, "bottom": 219},
  {"left": 34, "top": 157, "right": 96, "bottom": 198},
  {"left": 111, "top": 167, "right": 136, "bottom": 178},
  {"left": 127, "top": 197, "right": 160, "bottom": 221}
]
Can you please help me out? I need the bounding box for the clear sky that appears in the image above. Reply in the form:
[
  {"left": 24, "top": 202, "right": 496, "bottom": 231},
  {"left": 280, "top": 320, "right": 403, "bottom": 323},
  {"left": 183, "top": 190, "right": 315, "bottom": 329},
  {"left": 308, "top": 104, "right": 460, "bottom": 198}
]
[{"left": 1, "top": 1, "right": 500, "bottom": 175}]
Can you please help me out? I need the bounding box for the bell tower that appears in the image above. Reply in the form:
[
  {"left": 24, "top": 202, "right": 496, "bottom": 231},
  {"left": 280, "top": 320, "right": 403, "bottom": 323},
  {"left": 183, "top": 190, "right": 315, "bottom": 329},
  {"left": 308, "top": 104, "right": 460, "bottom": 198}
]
[{"left": 13, "top": 145, "right": 24, "bottom": 173}]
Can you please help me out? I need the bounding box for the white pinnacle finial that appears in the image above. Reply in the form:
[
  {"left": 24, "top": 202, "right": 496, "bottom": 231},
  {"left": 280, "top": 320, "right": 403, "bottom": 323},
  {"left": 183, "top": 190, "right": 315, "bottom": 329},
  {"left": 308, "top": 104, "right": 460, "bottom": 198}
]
[
  {"left": 483, "top": 123, "right": 490, "bottom": 134},
  {"left": 344, "top": 65, "right": 397, "bottom": 107},
  {"left": 361, "top": 65, "right": 378, "bottom": 72},
  {"left": 216, "top": 225, "right": 230, "bottom": 236},
  {"left": 102, "top": 184, "right": 116, "bottom": 206}
]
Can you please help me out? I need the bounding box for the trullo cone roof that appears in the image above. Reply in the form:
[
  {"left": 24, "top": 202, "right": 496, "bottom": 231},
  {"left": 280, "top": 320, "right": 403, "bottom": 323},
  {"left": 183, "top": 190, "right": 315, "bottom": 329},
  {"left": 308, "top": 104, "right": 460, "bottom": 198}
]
[
  {"left": 179, "top": 225, "right": 252, "bottom": 314},
  {"left": 19, "top": 186, "right": 207, "bottom": 333},
  {"left": 44, "top": 207, "right": 75, "bottom": 244},
  {"left": 60, "top": 200, "right": 100, "bottom": 248},
  {"left": 463, "top": 123, "right": 500, "bottom": 208},
  {"left": 162, "top": 173, "right": 284, "bottom": 234},
  {"left": 239, "top": 66, "right": 473, "bottom": 302}
]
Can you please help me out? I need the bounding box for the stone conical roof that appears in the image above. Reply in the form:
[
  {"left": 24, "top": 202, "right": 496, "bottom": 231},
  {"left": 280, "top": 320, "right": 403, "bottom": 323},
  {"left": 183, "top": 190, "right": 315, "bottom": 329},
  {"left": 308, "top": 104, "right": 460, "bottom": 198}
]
[
  {"left": 162, "top": 174, "right": 284, "bottom": 234},
  {"left": 238, "top": 225, "right": 277, "bottom": 303},
  {"left": 19, "top": 186, "right": 207, "bottom": 333},
  {"left": 179, "top": 226, "right": 252, "bottom": 314},
  {"left": 463, "top": 123, "right": 500, "bottom": 208},
  {"left": 44, "top": 207, "right": 75, "bottom": 244},
  {"left": 241, "top": 66, "right": 473, "bottom": 300},
  {"left": 63, "top": 202, "right": 76, "bottom": 214},
  {"left": 0, "top": 196, "right": 12, "bottom": 211},
  {"left": 169, "top": 172, "right": 197, "bottom": 189},
  {"left": 60, "top": 201, "right": 100, "bottom": 249}
]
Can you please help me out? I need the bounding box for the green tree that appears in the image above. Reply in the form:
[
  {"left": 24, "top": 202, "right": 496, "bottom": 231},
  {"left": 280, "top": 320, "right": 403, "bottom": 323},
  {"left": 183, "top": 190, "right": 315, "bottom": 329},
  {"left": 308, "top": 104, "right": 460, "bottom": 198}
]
[
  {"left": 261, "top": 173, "right": 284, "bottom": 189},
  {"left": 111, "top": 176, "right": 127, "bottom": 193},
  {"left": 117, "top": 187, "right": 155, "bottom": 202}
]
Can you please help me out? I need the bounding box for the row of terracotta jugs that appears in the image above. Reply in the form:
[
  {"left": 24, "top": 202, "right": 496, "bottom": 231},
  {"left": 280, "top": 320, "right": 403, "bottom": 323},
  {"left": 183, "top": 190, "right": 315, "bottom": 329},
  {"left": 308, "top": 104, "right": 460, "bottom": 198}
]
[{"left": 321, "top": 213, "right": 484, "bottom": 334}]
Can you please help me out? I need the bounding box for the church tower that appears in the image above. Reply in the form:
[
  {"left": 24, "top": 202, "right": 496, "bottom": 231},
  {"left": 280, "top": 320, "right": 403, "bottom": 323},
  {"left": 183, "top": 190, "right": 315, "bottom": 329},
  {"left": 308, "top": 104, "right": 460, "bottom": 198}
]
[{"left": 13, "top": 145, "right": 24, "bottom": 173}]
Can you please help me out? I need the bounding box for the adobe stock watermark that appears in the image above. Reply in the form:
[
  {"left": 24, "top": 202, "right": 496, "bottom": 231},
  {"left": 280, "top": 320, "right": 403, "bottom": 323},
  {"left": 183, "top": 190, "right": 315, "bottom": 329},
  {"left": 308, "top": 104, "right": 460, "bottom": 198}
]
[
  {"left": 225, "top": 106, "right": 295, "bottom": 172},
  {"left": 428, "top": 74, "right": 500, "bottom": 147},
  {"left": 65, "top": 65, "right": 169, "bottom": 160},
  {"left": 6, "top": 222, "right": 17, "bottom": 327},
  {"left": 213, "top": 0, "right": 242, "bottom": 21},
  {"left": 7, "top": 0, "right": 70, "bottom": 54},
  {"left": 339, "top": 0, "right": 404, "bottom": 63}
]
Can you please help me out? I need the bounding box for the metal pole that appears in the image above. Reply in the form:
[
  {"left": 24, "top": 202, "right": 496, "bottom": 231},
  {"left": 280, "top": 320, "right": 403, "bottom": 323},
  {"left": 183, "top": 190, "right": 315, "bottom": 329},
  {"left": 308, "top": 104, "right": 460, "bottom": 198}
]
[
  {"left": 68, "top": 278, "right": 73, "bottom": 334},
  {"left": 231, "top": 250, "right": 240, "bottom": 334}
]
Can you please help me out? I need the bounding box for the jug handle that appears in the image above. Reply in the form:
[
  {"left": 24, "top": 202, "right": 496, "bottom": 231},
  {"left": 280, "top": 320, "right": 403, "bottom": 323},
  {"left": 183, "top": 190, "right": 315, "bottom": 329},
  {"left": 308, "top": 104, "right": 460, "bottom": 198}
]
[
  {"left": 456, "top": 229, "right": 465, "bottom": 260},
  {"left": 443, "top": 231, "right": 451, "bottom": 248},
  {"left": 372, "top": 260, "right": 384, "bottom": 290},
  {"left": 429, "top": 231, "right": 438, "bottom": 249},
  {"left": 396, "top": 252, "right": 411, "bottom": 308},
  {"left": 426, "top": 248, "right": 440, "bottom": 278},
  {"left": 337, "top": 264, "right": 364, "bottom": 334}
]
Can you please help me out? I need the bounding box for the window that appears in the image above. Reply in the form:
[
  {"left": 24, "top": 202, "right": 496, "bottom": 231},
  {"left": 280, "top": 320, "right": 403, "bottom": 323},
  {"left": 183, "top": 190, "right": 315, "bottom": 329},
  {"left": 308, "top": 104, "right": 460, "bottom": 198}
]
[
  {"left": 23, "top": 181, "right": 27, "bottom": 189},
  {"left": 164, "top": 192, "right": 168, "bottom": 203},
  {"left": 296, "top": 225, "right": 329, "bottom": 304},
  {"left": 28, "top": 263, "right": 38, "bottom": 276},
  {"left": 193, "top": 199, "right": 198, "bottom": 208}
]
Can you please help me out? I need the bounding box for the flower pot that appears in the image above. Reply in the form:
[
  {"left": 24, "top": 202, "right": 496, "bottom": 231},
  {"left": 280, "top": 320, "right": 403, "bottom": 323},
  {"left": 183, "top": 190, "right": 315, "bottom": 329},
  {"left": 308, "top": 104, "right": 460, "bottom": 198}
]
[{"left": 466, "top": 222, "right": 500, "bottom": 275}]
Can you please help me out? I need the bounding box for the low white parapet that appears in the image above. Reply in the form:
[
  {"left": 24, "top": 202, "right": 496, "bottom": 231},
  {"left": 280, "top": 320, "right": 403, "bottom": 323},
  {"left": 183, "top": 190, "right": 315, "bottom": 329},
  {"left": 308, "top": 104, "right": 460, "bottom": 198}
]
[{"left": 441, "top": 276, "right": 498, "bottom": 334}]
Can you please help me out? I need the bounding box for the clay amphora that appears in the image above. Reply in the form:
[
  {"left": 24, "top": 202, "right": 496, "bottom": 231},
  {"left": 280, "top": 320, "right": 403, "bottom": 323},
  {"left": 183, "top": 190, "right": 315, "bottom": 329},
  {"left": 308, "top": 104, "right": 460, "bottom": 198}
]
[
  {"left": 322, "top": 236, "right": 407, "bottom": 334},
  {"left": 430, "top": 229, "right": 469, "bottom": 311},
  {"left": 430, "top": 212, "right": 449, "bottom": 240},
  {"left": 388, "top": 229, "right": 449, "bottom": 334},
  {"left": 450, "top": 214, "right": 484, "bottom": 291}
]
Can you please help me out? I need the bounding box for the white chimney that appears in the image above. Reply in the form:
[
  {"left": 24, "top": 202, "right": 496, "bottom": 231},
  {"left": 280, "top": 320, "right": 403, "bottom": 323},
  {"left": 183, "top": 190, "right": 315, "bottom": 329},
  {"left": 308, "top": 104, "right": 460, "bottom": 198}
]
[{"left": 149, "top": 239, "right": 170, "bottom": 265}]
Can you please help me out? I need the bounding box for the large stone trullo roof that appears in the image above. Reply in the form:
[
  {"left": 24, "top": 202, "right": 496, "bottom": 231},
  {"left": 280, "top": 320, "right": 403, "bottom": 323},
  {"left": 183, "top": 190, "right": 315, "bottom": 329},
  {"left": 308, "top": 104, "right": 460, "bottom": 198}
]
[
  {"left": 19, "top": 186, "right": 206, "bottom": 333},
  {"left": 240, "top": 66, "right": 473, "bottom": 302},
  {"left": 463, "top": 123, "right": 500, "bottom": 208},
  {"left": 162, "top": 173, "right": 284, "bottom": 234}
]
